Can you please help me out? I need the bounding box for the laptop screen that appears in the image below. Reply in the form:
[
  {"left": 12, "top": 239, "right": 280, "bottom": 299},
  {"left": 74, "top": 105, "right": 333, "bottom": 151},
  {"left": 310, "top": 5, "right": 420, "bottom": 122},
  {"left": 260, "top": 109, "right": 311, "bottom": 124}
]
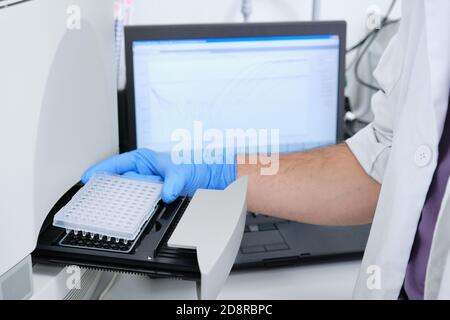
[{"left": 132, "top": 34, "right": 340, "bottom": 153}]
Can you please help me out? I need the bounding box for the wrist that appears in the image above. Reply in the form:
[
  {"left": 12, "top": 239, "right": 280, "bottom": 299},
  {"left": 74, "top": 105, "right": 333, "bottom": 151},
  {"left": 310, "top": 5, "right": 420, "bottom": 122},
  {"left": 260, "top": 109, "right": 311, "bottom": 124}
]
[{"left": 208, "top": 161, "right": 236, "bottom": 190}]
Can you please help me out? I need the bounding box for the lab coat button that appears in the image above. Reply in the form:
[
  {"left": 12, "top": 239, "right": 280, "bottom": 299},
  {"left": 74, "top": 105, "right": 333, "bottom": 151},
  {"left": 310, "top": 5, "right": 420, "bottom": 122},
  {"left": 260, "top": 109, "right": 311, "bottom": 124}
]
[{"left": 414, "top": 145, "right": 432, "bottom": 167}]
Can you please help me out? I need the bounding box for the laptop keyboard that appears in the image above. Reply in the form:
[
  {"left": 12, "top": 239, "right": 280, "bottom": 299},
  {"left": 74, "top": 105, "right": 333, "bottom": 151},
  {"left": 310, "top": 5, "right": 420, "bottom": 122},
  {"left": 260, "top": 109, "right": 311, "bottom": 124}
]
[{"left": 241, "top": 214, "right": 290, "bottom": 254}]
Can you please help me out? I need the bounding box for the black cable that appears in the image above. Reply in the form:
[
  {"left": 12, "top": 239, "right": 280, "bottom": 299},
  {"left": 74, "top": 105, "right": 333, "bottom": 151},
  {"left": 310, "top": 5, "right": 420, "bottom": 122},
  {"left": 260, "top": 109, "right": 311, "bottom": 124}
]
[
  {"left": 344, "top": 0, "right": 399, "bottom": 134},
  {"left": 346, "top": 0, "right": 398, "bottom": 54},
  {"left": 354, "top": 31, "right": 381, "bottom": 91},
  {"left": 382, "top": 0, "right": 398, "bottom": 26},
  {"left": 347, "top": 19, "right": 399, "bottom": 54},
  {"left": 346, "top": 19, "right": 399, "bottom": 72},
  {"left": 347, "top": 29, "right": 377, "bottom": 53},
  {"left": 353, "top": 0, "right": 398, "bottom": 91}
]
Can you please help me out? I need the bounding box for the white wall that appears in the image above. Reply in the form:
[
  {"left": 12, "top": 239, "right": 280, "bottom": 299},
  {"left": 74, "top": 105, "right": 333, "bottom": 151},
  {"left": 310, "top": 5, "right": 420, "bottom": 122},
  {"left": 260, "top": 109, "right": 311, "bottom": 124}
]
[
  {"left": 130, "top": 0, "right": 401, "bottom": 52},
  {"left": 318, "top": 0, "right": 401, "bottom": 51},
  {"left": 129, "top": 0, "right": 402, "bottom": 119},
  {"left": 131, "top": 0, "right": 312, "bottom": 24}
]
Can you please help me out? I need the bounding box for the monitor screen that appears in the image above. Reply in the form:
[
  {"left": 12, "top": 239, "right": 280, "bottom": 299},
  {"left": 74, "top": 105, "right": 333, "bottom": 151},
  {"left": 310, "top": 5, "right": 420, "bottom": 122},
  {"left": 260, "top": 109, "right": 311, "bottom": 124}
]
[{"left": 132, "top": 34, "right": 340, "bottom": 153}]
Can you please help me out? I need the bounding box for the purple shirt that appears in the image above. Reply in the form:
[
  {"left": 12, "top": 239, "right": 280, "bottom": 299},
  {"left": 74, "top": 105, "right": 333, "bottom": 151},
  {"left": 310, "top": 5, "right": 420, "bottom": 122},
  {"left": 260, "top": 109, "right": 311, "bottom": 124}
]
[{"left": 403, "top": 97, "right": 450, "bottom": 300}]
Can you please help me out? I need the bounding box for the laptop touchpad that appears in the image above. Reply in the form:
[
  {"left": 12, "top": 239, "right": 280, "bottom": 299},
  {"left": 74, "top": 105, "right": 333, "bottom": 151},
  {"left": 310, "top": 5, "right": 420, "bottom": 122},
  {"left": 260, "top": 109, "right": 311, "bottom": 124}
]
[{"left": 241, "top": 229, "right": 289, "bottom": 253}]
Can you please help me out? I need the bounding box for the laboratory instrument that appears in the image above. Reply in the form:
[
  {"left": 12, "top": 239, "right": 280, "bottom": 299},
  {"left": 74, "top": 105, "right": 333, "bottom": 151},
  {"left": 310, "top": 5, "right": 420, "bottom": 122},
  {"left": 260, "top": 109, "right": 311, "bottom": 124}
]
[{"left": 0, "top": 0, "right": 117, "bottom": 299}]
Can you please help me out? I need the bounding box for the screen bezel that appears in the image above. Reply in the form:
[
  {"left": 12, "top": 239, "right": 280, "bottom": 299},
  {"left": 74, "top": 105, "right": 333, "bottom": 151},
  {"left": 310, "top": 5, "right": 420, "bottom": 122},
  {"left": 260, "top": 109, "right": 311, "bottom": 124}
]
[{"left": 122, "top": 21, "right": 347, "bottom": 153}]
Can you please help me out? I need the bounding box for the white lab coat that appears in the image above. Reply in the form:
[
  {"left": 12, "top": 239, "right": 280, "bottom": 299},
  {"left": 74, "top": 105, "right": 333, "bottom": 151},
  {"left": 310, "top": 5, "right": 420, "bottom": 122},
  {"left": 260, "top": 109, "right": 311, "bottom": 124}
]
[{"left": 346, "top": 0, "right": 450, "bottom": 299}]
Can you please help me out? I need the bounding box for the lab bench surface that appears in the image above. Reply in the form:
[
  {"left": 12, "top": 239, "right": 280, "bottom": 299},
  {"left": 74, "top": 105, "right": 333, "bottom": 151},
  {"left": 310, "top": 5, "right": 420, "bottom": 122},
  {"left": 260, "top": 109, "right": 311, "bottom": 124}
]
[{"left": 104, "top": 259, "right": 362, "bottom": 300}]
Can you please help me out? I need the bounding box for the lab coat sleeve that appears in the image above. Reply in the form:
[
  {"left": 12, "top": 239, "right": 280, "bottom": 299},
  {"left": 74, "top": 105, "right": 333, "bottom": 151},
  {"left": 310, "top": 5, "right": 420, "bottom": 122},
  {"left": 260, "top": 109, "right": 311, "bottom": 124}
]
[
  {"left": 346, "top": 120, "right": 392, "bottom": 184},
  {"left": 346, "top": 34, "right": 401, "bottom": 184}
]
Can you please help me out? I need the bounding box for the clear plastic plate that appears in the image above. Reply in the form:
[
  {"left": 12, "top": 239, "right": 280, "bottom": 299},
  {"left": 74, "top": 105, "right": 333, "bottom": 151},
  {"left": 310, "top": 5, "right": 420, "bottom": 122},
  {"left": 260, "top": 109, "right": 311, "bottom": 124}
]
[{"left": 53, "top": 173, "right": 162, "bottom": 241}]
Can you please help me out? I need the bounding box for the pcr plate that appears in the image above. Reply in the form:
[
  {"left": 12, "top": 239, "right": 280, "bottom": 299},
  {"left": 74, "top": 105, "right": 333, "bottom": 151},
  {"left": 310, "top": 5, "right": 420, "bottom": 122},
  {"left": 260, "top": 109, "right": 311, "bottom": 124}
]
[{"left": 53, "top": 173, "right": 162, "bottom": 241}]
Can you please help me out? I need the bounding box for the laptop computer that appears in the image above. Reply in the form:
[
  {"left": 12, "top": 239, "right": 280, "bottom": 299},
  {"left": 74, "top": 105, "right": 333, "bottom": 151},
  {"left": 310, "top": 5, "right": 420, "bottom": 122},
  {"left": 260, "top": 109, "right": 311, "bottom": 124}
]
[{"left": 121, "top": 21, "right": 371, "bottom": 269}]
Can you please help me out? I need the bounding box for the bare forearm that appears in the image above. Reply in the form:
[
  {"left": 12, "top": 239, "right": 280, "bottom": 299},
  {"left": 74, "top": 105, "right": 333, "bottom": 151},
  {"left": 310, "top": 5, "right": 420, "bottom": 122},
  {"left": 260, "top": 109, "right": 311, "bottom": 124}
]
[{"left": 237, "top": 144, "right": 381, "bottom": 226}]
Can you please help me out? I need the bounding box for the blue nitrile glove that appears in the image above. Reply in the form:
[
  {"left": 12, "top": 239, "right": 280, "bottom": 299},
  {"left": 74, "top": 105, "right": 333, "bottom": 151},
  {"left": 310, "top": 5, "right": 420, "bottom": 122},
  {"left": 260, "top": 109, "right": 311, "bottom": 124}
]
[{"left": 81, "top": 149, "right": 236, "bottom": 203}]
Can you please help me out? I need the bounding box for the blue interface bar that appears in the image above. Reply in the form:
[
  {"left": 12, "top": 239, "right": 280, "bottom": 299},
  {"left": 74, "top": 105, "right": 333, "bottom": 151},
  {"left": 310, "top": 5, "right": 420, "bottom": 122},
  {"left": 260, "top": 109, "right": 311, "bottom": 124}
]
[{"left": 133, "top": 35, "right": 338, "bottom": 47}]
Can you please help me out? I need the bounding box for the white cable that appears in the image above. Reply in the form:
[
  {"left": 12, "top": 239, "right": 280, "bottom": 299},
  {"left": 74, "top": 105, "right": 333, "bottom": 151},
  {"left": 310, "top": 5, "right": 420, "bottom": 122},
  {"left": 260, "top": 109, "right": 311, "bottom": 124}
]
[{"left": 241, "top": 0, "right": 252, "bottom": 22}]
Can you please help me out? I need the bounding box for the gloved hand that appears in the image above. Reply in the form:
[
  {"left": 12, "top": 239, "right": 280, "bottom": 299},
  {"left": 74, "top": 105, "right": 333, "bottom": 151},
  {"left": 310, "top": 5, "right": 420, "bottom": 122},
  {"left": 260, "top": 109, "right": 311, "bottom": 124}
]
[{"left": 81, "top": 149, "right": 236, "bottom": 203}]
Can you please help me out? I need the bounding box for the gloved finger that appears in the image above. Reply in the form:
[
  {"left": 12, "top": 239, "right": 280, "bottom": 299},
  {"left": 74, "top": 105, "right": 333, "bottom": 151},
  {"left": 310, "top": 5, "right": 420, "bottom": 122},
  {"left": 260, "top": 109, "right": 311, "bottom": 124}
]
[
  {"left": 122, "top": 171, "right": 163, "bottom": 183},
  {"left": 81, "top": 152, "right": 138, "bottom": 184},
  {"left": 133, "top": 149, "right": 162, "bottom": 177},
  {"left": 161, "top": 169, "right": 186, "bottom": 203}
]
